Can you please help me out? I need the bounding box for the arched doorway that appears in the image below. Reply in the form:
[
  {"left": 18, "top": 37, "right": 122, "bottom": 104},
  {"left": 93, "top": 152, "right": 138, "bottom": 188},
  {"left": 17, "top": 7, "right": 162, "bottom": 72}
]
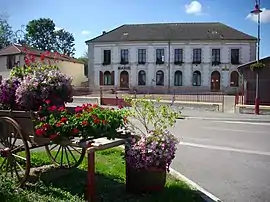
[
  {"left": 156, "top": 70, "right": 164, "bottom": 86},
  {"left": 192, "top": 71, "right": 201, "bottom": 86},
  {"left": 138, "top": 70, "right": 146, "bottom": 85},
  {"left": 174, "top": 70, "right": 182, "bottom": 86},
  {"left": 230, "top": 71, "right": 239, "bottom": 87},
  {"left": 211, "top": 71, "right": 220, "bottom": 91},
  {"left": 120, "top": 71, "right": 129, "bottom": 88}
]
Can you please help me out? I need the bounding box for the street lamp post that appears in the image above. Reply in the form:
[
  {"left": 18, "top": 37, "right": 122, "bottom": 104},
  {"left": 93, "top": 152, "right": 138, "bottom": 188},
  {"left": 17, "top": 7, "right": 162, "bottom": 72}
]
[{"left": 251, "top": 0, "right": 262, "bottom": 115}]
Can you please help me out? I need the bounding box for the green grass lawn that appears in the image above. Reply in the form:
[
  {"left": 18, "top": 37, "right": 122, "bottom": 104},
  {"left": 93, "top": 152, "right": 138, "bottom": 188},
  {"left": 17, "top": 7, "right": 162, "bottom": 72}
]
[{"left": 0, "top": 148, "right": 203, "bottom": 202}]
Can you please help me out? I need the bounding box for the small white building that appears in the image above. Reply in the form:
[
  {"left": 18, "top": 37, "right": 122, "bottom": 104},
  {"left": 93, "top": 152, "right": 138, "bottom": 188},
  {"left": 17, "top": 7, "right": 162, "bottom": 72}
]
[{"left": 86, "top": 22, "right": 256, "bottom": 93}]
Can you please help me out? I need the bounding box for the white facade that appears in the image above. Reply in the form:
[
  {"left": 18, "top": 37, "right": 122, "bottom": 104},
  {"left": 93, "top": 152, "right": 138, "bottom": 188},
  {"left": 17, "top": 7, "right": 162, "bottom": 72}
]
[{"left": 87, "top": 40, "right": 256, "bottom": 93}]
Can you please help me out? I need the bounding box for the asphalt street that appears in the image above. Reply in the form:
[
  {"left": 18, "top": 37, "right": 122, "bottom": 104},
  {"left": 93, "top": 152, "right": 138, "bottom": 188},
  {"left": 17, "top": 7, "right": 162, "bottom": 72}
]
[{"left": 171, "top": 118, "right": 270, "bottom": 202}]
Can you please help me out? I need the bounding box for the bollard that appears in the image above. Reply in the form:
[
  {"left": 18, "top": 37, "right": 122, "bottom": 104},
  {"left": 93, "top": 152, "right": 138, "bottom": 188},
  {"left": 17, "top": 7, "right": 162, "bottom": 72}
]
[{"left": 87, "top": 149, "right": 96, "bottom": 202}]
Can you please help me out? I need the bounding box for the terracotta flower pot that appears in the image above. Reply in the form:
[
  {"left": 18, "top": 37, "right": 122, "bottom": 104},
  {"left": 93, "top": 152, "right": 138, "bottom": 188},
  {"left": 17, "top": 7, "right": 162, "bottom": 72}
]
[{"left": 126, "top": 163, "right": 166, "bottom": 193}]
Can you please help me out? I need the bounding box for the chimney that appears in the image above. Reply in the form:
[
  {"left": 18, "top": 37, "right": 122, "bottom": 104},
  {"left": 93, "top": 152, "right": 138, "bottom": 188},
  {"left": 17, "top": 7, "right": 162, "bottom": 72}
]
[{"left": 102, "top": 31, "right": 106, "bottom": 35}]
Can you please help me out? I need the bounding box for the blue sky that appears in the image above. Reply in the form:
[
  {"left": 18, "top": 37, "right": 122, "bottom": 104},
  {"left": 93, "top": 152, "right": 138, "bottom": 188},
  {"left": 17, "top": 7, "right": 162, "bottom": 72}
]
[{"left": 1, "top": 0, "right": 270, "bottom": 58}]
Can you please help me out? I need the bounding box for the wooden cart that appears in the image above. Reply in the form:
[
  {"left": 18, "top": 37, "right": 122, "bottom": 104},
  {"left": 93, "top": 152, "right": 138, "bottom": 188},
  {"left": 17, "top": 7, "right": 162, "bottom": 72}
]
[{"left": 0, "top": 108, "right": 119, "bottom": 187}]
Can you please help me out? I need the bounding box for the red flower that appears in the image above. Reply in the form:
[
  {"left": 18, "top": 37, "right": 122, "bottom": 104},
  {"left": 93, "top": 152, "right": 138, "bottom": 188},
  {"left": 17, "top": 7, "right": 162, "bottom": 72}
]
[
  {"left": 72, "top": 128, "right": 79, "bottom": 134},
  {"left": 102, "top": 120, "right": 107, "bottom": 125},
  {"left": 45, "top": 51, "right": 50, "bottom": 56},
  {"left": 60, "top": 117, "right": 68, "bottom": 123},
  {"left": 49, "top": 133, "right": 58, "bottom": 140},
  {"left": 25, "top": 58, "right": 30, "bottom": 66},
  {"left": 55, "top": 122, "right": 62, "bottom": 127},
  {"left": 42, "top": 123, "right": 50, "bottom": 130},
  {"left": 35, "top": 129, "right": 45, "bottom": 136},
  {"left": 93, "top": 104, "right": 98, "bottom": 108},
  {"left": 87, "top": 107, "right": 93, "bottom": 112},
  {"left": 29, "top": 54, "right": 35, "bottom": 62},
  {"left": 82, "top": 120, "right": 89, "bottom": 126},
  {"left": 40, "top": 54, "right": 45, "bottom": 61},
  {"left": 45, "top": 100, "right": 51, "bottom": 105},
  {"left": 58, "top": 106, "right": 65, "bottom": 111},
  {"left": 48, "top": 105, "right": 57, "bottom": 111},
  {"left": 75, "top": 107, "right": 83, "bottom": 113},
  {"left": 118, "top": 105, "right": 123, "bottom": 109},
  {"left": 94, "top": 119, "right": 100, "bottom": 124}
]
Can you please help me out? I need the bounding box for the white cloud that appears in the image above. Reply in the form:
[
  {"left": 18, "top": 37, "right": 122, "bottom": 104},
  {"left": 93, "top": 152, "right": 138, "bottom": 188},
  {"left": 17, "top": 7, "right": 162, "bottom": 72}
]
[
  {"left": 246, "top": 8, "right": 270, "bottom": 23},
  {"left": 81, "top": 30, "right": 91, "bottom": 35},
  {"left": 55, "top": 27, "right": 63, "bottom": 31},
  {"left": 185, "top": 1, "right": 202, "bottom": 15}
]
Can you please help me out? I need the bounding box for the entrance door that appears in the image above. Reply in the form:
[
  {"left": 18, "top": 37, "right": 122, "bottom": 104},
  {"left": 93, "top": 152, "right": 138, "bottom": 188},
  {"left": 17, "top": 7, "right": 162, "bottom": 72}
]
[
  {"left": 211, "top": 71, "right": 221, "bottom": 91},
  {"left": 120, "top": 71, "right": 129, "bottom": 88}
]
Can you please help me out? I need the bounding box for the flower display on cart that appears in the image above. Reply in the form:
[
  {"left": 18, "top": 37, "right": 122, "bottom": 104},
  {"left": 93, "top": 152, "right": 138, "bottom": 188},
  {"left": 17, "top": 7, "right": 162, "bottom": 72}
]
[
  {"left": 35, "top": 101, "right": 127, "bottom": 141},
  {"left": 0, "top": 49, "right": 127, "bottom": 142},
  {"left": 0, "top": 51, "right": 73, "bottom": 110}
]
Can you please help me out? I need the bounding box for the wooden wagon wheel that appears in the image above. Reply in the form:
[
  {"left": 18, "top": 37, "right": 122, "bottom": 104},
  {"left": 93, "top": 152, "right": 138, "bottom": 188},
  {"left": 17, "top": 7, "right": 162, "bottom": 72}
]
[
  {"left": 45, "top": 142, "right": 86, "bottom": 169},
  {"left": 0, "top": 117, "right": 30, "bottom": 187}
]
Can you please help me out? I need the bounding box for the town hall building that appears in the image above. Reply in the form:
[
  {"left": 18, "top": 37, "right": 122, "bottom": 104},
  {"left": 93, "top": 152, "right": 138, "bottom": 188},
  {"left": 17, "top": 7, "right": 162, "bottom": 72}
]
[{"left": 86, "top": 22, "right": 257, "bottom": 93}]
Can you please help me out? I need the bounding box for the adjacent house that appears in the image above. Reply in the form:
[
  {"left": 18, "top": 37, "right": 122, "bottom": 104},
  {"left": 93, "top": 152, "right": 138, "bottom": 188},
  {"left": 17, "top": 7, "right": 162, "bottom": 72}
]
[
  {"left": 238, "top": 56, "right": 270, "bottom": 105},
  {"left": 0, "top": 44, "right": 87, "bottom": 86},
  {"left": 86, "top": 22, "right": 257, "bottom": 93}
]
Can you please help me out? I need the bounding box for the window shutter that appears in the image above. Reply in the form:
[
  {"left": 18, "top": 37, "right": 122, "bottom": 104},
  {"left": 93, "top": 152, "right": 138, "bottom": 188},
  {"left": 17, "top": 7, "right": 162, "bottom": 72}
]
[
  {"left": 99, "top": 71, "right": 104, "bottom": 85},
  {"left": 111, "top": 71, "right": 115, "bottom": 85}
]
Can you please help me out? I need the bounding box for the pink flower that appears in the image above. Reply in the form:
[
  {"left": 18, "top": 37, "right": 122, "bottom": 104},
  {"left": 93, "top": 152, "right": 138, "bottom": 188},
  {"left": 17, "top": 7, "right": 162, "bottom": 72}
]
[{"left": 75, "top": 107, "right": 83, "bottom": 113}]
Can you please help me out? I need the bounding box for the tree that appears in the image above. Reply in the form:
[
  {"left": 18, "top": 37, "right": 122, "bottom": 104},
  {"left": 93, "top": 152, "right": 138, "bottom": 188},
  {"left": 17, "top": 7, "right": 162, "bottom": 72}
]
[
  {"left": 25, "top": 18, "right": 56, "bottom": 51},
  {"left": 0, "top": 14, "right": 14, "bottom": 49},
  {"left": 78, "top": 51, "right": 88, "bottom": 77},
  {"left": 55, "top": 29, "right": 75, "bottom": 56},
  {"left": 25, "top": 18, "right": 75, "bottom": 55}
]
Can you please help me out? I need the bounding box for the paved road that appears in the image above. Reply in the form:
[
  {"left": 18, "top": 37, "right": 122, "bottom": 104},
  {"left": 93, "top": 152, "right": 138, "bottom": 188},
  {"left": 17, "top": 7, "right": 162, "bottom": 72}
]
[{"left": 171, "top": 118, "right": 270, "bottom": 202}]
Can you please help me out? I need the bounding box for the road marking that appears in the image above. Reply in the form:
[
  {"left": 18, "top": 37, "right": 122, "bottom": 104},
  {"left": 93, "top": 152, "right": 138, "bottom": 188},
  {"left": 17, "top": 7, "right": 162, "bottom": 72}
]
[
  {"left": 187, "top": 117, "right": 270, "bottom": 124},
  {"left": 211, "top": 121, "right": 270, "bottom": 126},
  {"left": 180, "top": 142, "right": 270, "bottom": 156},
  {"left": 201, "top": 126, "right": 269, "bottom": 134}
]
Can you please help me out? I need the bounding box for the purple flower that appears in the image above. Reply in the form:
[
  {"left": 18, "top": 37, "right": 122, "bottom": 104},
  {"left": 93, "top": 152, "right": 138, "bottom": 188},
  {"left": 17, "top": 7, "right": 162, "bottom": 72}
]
[
  {"left": 125, "top": 130, "right": 179, "bottom": 172},
  {"left": 0, "top": 78, "right": 21, "bottom": 109},
  {"left": 15, "top": 68, "right": 73, "bottom": 110}
]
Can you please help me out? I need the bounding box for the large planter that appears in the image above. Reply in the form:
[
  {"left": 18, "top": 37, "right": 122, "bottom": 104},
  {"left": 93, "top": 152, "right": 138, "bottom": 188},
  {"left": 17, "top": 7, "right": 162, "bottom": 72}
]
[{"left": 126, "top": 163, "right": 166, "bottom": 193}]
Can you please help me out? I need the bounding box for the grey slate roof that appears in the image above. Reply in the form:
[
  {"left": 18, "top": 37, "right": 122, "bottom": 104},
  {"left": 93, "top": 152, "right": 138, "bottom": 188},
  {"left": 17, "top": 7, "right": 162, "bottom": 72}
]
[{"left": 86, "top": 22, "right": 257, "bottom": 43}]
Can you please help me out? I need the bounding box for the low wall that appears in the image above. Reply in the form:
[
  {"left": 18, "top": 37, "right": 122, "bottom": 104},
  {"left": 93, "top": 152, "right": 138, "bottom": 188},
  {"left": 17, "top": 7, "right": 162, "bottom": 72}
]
[
  {"left": 72, "top": 96, "right": 222, "bottom": 112},
  {"left": 72, "top": 96, "right": 100, "bottom": 104},
  {"left": 235, "top": 104, "right": 270, "bottom": 115},
  {"left": 151, "top": 100, "right": 222, "bottom": 112}
]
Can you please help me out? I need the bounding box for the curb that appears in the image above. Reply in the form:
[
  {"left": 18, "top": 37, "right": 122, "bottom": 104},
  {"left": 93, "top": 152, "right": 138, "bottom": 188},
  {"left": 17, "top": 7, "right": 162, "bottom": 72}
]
[{"left": 169, "top": 167, "right": 222, "bottom": 202}]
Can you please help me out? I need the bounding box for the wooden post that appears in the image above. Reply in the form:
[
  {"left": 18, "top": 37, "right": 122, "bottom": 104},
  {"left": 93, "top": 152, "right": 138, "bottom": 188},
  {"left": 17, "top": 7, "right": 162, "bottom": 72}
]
[
  {"left": 87, "top": 149, "right": 95, "bottom": 202},
  {"left": 115, "top": 91, "right": 118, "bottom": 106},
  {"left": 100, "top": 87, "right": 103, "bottom": 105}
]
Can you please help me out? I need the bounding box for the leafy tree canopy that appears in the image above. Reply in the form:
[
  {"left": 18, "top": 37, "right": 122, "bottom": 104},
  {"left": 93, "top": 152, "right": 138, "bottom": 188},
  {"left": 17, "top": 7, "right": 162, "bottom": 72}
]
[
  {"left": 0, "top": 14, "right": 14, "bottom": 49},
  {"left": 78, "top": 51, "right": 88, "bottom": 77},
  {"left": 25, "top": 18, "right": 75, "bottom": 56},
  {"left": 54, "top": 29, "right": 75, "bottom": 56}
]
